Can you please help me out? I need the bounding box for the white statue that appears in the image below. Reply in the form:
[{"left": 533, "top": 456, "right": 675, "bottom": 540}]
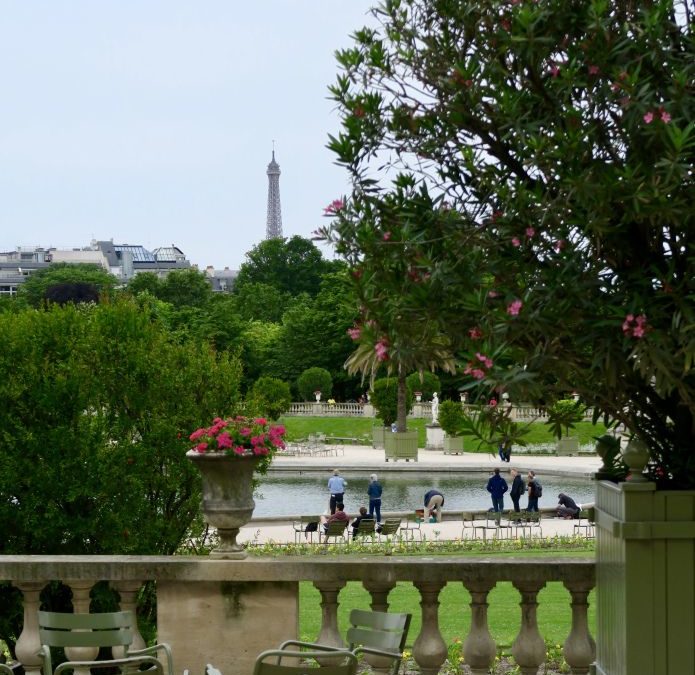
[
  {"left": 315, "top": 391, "right": 321, "bottom": 402},
  {"left": 431, "top": 392, "right": 439, "bottom": 424}
]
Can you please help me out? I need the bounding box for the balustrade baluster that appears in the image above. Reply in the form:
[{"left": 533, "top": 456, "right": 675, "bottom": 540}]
[
  {"left": 313, "top": 581, "right": 346, "bottom": 649},
  {"left": 363, "top": 579, "right": 395, "bottom": 613},
  {"left": 412, "top": 581, "right": 447, "bottom": 675},
  {"left": 14, "top": 582, "right": 45, "bottom": 675},
  {"left": 462, "top": 580, "right": 497, "bottom": 675},
  {"left": 511, "top": 580, "right": 546, "bottom": 675},
  {"left": 113, "top": 580, "right": 146, "bottom": 656},
  {"left": 64, "top": 580, "right": 97, "bottom": 675},
  {"left": 563, "top": 580, "right": 596, "bottom": 675}
]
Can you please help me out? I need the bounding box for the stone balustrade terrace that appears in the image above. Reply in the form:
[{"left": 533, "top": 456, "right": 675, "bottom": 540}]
[{"left": 3, "top": 555, "right": 596, "bottom": 675}]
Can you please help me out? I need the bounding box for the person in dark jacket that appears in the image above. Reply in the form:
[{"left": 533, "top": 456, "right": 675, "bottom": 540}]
[
  {"left": 556, "top": 493, "right": 581, "bottom": 519},
  {"left": 351, "top": 506, "right": 374, "bottom": 539},
  {"left": 486, "top": 468, "right": 508, "bottom": 512},
  {"left": 367, "top": 473, "right": 383, "bottom": 523},
  {"left": 424, "top": 489, "right": 444, "bottom": 522},
  {"left": 527, "top": 471, "right": 540, "bottom": 512},
  {"left": 509, "top": 469, "right": 525, "bottom": 512}
]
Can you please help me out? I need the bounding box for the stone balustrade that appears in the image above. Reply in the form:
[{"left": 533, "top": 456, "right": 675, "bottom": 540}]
[{"left": 2, "top": 556, "right": 595, "bottom": 675}]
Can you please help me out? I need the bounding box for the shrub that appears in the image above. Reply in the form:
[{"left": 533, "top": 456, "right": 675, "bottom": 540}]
[
  {"left": 297, "top": 367, "right": 333, "bottom": 401},
  {"left": 438, "top": 400, "right": 464, "bottom": 436},
  {"left": 370, "top": 377, "right": 413, "bottom": 427},
  {"left": 406, "top": 371, "right": 441, "bottom": 401},
  {"left": 250, "top": 377, "right": 292, "bottom": 421}
]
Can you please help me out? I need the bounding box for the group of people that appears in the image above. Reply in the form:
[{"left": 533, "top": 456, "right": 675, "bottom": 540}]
[{"left": 486, "top": 468, "right": 582, "bottom": 517}]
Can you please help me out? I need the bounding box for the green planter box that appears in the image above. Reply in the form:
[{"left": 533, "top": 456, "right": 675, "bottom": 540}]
[
  {"left": 595, "top": 481, "right": 695, "bottom": 675},
  {"left": 443, "top": 436, "right": 464, "bottom": 454},
  {"left": 372, "top": 425, "right": 386, "bottom": 449},
  {"left": 384, "top": 431, "right": 418, "bottom": 462},
  {"left": 556, "top": 436, "right": 579, "bottom": 456}
]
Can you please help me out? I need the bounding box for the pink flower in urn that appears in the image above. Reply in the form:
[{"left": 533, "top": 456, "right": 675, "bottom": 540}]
[
  {"left": 216, "top": 432, "right": 233, "bottom": 449},
  {"left": 233, "top": 446, "right": 246, "bottom": 455},
  {"left": 507, "top": 299, "right": 523, "bottom": 316},
  {"left": 189, "top": 428, "right": 206, "bottom": 441},
  {"left": 253, "top": 418, "right": 267, "bottom": 426},
  {"left": 195, "top": 442, "right": 208, "bottom": 452}
]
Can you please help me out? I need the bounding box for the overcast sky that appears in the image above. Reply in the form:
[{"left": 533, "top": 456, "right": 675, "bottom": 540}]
[{"left": 0, "top": 1, "right": 375, "bottom": 269}]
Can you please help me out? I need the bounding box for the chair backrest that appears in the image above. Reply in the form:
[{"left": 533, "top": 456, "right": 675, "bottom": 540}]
[
  {"left": 378, "top": 518, "right": 401, "bottom": 536},
  {"left": 38, "top": 610, "right": 135, "bottom": 649},
  {"left": 347, "top": 609, "right": 411, "bottom": 656},
  {"left": 355, "top": 518, "right": 376, "bottom": 535},
  {"left": 324, "top": 520, "right": 348, "bottom": 538},
  {"left": 586, "top": 506, "right": 596, "bottom": 523},
  {"left": 254, "top": 649, "right": 357, "bottom": 675}
]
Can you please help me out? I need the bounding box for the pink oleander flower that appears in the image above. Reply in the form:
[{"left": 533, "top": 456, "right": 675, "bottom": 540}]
[
  {"left": 489, "top": 399, "right": 498, "bottom": 407},
  {"left": 525, "top": 227, "right": 535, "bottom": 237},
  {"left": 660, "top": 110, "right": 671, "bottom": 123},
  {"left": 374, "top": 338, "right": 390, "bottom": 361},
  {"left": 382, "top": 231, "right": 392, "bottom": 241},
  {"left": 588, "top": 65, "right": 599, "bottom": 75},
  {"left": 323, "top": 198, "right": 345, "bottom": 215},
  {"left": 488, "top": 290, "right": 499, "bottom": 298},
  {"left": 476, "top": 352, "right": 494, "bottom": 369},
  {"left": 464, "top": 365, "right": 486, "bottom": 380},
  {"left": 469, "top": 327, "right": 483, "bottom": 339},
  {"left": 507, "top": 299, "right": 523, "bottom": 316},
  {"left": 550, "top": 65, "right": 560, "bottom": 78},
  {"left": 347, "top": 326, "right": 361, "bottom": 340},
  {"left": 512, "top": 237, "right": 521, "bottom": 247},
  {"left": 554, "top": 239, "right": 566, "bottom": 252},
  {"left": 643, "top": 111, "right": 654, "bottom": 124}
]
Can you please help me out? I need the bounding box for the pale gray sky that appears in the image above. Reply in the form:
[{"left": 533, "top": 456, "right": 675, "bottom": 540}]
[{"left": 0, "top": 1, "right": 375, "bottom": 269}]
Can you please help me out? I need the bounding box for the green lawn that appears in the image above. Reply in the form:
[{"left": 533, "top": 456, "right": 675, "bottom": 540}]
[
  {"left": 280, "top": 416, "right": 606, "bottom": 452},
  {"left": 299, "top": 551, "right": 596, "bottom": 649}
]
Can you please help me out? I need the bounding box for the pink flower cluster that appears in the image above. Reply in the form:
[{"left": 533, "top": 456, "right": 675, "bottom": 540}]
[
  {"left": 622, "top": 314, "right": 648, "bottom": 338},
  {"left": 464, "top": 352, "right": 494, "bottom": 380},
  {"left": 374, "top": 338, "right": 390, "bottom": 362},
  {"left": 643, "top": 108, "right": 671, "bottom": 124},
  {"left": 507, "top": 299, "right": 523, "bottom": 316},
  {"left": 189, "top": 416, "right": 286, "bottom": 456},
  {"left": 323, "top": 198, "right": 345, "bottom": 215},
  {"left": 347, "top": 326, "right": 361, "bottom": 341},
  {"left": 468, "top": 327, "right": 483, "bottom": 340}
]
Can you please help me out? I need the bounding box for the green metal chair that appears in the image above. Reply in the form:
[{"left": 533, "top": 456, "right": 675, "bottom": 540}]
[
  {"left": 320, "top": 519, "right": 349, "bottom": 545},
  {"left": 376, "top": 518, "right": 401, "bottom": 544},
  {"left": 252, "top": 647, "right": 357, "bottom": 675},
  {"left": 573, "top": 506, "right": 596, "bottom": 538},
  {"left": 0, "top": 664, "right": 14, "bottom": 675},
  {"left": 38, "top": 610, "right": 172, "bottom": 675},
  {"left": 352, "top": 517, "right": 376, "bottom": 543},
  {"left": 346, "top": 609, "right": 411, "bottom": 675}
]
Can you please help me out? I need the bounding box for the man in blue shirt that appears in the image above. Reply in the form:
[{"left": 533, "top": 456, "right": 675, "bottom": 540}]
[
  {"left": 327, "top": 469, "right": 348, "bottom": 514},
  {"left": 486, "top": 468, "right": 508, "bottom": 512}
]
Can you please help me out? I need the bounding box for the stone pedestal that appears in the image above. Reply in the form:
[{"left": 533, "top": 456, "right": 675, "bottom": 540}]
[
  {"left": 312, "top": 403, "right": 324, "bottom": 415},
  {"left": 158, "top": 580, "right": 298, "bottom": 675},
  {"left": 363, "top": 403, "right": 375, "bottom": 418},
  {"left": 425, "top": 423, "right": 444, "bottom": 451}
]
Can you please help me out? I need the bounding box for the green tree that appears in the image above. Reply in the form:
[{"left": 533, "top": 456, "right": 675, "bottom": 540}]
[
  {"left": 158, "top": 268, "right": 213, "bottom": 308},
  {"left": 239, "top": 321, "right": 283, "bottom": 388},
  {"left": 126, "top": 272, "right": 162, "bottom": 297},
  {"left": 370, "top": 377, "right": 413, "bottom": 427},
  {"left": 249, "top": 376, "right": 292, "bottom": 421},
  {"left": 233, "top": 281, "right": 290, "bottom": 323},
  {"left": 18, "top": 263, "right": 116, "bottom": 307},
  {"left": 234, "top": 236, "right": 339, "bottom": 297},
  {"left": 297, "top": 367, "right": 333, "bottom": 401},
  {"left": 406, "top": 371, "right": 441, "bottom": 401},
  {"left": 325, "top": 0, "right": 695, "bottom": 485}
]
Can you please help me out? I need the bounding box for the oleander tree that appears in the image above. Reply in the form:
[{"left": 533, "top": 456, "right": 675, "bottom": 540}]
[{"left": 321, "top": 0, "right": 695, "bottom": 485}]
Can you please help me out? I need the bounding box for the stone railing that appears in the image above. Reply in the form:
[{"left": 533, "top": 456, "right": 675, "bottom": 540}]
[{"left": 3, "top": 555, "right": 595, "bottom": 675}]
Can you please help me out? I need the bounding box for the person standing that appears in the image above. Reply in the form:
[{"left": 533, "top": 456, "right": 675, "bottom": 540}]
[
  {"left": 327, "top": 469, "right": 348, "bottom": 515},
  {"left": 509, "top": 469, "right": 525, "bottom": 512},
  {"left": 367, "top": 473, "right": 383, "bottom": 523},
  {"left": 486, "top": 468, "right": 508, "bottom": 512},
  {"left": 527, "top": 471, "right": 541, "bottom": 512},
  {"left": 424, "top": 488, "right": 444, "bottom": 522}
]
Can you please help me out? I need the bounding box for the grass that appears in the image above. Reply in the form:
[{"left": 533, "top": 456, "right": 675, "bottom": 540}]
[
  {"left": 279, "top": 416, "right": 606, "bottom": 452},
  {"left": 298, "top": 550, "right": 596, "bottom": 648}
]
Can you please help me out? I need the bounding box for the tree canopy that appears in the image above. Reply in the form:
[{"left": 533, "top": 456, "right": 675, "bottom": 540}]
[
  {"left": 19, "top": 263, "right": 117, "bottom": 307},
  {"left": 324, "top": 0, "right": 695, "bottom": 484}
]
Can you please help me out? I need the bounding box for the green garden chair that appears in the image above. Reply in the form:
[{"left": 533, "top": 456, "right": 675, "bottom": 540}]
[
  {"left": 38, "top": 610, "right": 172, "bottom": 675},
  {"left": 252, "top": 647, "right": 357, "bottom": 675},
  {"left": 376, "top": 518, "right": 401, "bottom": 544},
  {"left": 0, "top": 664, "right": 13, "bottom": 675},
  {"left": 352, "top": 517, "right": 376, "bottom": 543},
  {"left": 320, "top": 519, "right": 349, "bottom": 545},
  {"left": 346, "top": 609, "right": 411, "bottom": 675}
]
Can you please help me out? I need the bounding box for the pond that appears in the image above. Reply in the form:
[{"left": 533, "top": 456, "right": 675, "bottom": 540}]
[{"left": 253, "top": 471, "right": 595, "bottom": 517}]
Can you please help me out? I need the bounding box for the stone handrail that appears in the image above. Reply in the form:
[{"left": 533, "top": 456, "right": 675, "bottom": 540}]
[{"left": 3, "top": 555, "right": 596, "bottom": 675}]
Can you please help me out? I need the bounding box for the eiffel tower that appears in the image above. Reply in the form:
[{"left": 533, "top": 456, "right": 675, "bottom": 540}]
[{"left": 265, "top": 147, "right": 283, "bottom": 239}]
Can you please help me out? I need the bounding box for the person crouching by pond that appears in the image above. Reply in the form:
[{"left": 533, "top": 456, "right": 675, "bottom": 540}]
[
  {"left": 368, "top": 473, "right": 383, "bottom": 523},
  {"left": 424, "top": 488, "right": 444, "bottom": 522},
  {"left": 327, "top": 469, "right": 347, "bottom": 514},
  {"left": 556, "top": 493, "right": 581, "bottom": 519}
]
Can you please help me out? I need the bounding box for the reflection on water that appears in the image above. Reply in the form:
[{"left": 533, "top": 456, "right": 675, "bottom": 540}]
[{"left": 254, "top": 472, "right": 595, "bottom": 516}]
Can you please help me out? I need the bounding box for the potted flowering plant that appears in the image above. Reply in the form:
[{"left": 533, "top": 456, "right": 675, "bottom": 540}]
[{"left": 187, "top": 416, "right": 286, "bottom": 559}]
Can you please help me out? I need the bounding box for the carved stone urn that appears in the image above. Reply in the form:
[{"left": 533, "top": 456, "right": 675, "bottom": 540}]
[{"left": 187, "top": 451, "right": 261, "bottom": 559}]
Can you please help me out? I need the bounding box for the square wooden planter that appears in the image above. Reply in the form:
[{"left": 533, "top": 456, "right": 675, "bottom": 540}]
[
  {"left": 556, "top": 436, "right": 579, "bottom": 456},
  {"left": 384, "top": 431, "right": 418, "bottom": 462},
  {"left": 443, "top": 436, "right": 464, "bottom": 454},
  {"left": 372, "top": 425, "right": 387, "bottom": 449},
  {"left": 595, "top": 480, "right": 695, "bottom": 674}
]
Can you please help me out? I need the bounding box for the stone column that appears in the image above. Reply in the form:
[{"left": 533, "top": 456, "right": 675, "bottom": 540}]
[
  {"left": 113, "top": 580, "right": 146, "bottom": 656},
  {"left": 511, "top": 580, "right": 546, "bottom": 675},
  {"left": 412, "top": 581, "right": 447, "bottom": 675},
  {"left": 14, "top": 582, "right": 45, "bottom": 675},
  {"left": 363, "top": 580, "right": 395, "bottom": 613},
  {"left": 563, "top": 580, "right": 596, "bottom": 675},
  {"left": 65, "top": 580, "right": 98, "bottom": 675},
  {"left": 462, "top": 581, "right": 497, "bottom": 675},
  {"left": 314, "top": 581, "right": 346, "bottom": 648}
]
